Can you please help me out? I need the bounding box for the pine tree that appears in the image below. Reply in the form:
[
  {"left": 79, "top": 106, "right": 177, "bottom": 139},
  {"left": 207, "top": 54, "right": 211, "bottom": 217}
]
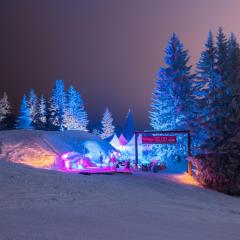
[
  {"left": 203, "top": 28, "right": 231, "bottom": 151},
  {"left": 193, "top": 29, "right": 240, "bottom": 195},
  {"left": 49, "top": 80, "right": 66, "bottom": 130},
  {"left": 149, "top": 33, "right": 194, "bottom": 160},
  {"left": 226, "top": 33, "right": 240, "bottom": 99},
  {"left": 79, "top": 106, "right": 88, "bottom": 131},
  {"left": 193, "top": 29, "right": 231, "bottom": 152},
  {"left": 35, "top": 95, "right": 47, "bottom": 129},
  {"left": 216, "top": 27, "right": 228, "bottom": 79},
  {"left": 16, "top": 95, "right": 32, "bottom": 129},
  {"left": 0, "top": 92, "right": 11, "bottom": 129},
  {"left": 63, "top": 86, "right": 89, "bottom": 131},
  {"left": 192, "top": 31, "right": 218, "bottom": 152},
  {"left": 224, "top": 33, "right": 240, "bottom": 134},
  {"left": 150, "top": 33, "right": 194, "bottom": 131},
  {"left": 28, "top": 89, "right": 38, "bottom": 128},
  {"left": 100, "top": 108, "right": 115, "bottom": 139},
  {"left": 122, "top": 109, "right": 134, "bottom": 141},
  {"left": 213, "top": 27, "right": 229, "bottom": 140},
  {"left": 149, "top": 73, "right": 176, "bottom": 130}
]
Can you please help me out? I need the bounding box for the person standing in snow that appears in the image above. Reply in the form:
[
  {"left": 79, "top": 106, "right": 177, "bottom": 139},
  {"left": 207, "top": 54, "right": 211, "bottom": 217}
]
[
  {"left": 110, "top": 152, "right": 117, "bottom": 170},
  {"left": 99, "top": 152, "right": 103, "bottom": 168}
]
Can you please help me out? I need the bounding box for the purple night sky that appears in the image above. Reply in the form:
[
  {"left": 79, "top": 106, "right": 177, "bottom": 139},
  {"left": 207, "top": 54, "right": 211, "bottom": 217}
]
[{"left": 0, "top": 0, "right": 239, "bottom": 130}]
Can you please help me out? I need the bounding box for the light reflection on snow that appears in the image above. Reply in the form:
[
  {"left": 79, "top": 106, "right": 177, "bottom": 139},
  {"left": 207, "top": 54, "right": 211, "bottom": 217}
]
[
  {"left": 2, "top": 143, "right": 56, "bottom": 169},
  {"left": 168, "top": 173, "right": 201, "bottom": 187},
  {"left": 21, "top": 155, "right": 55, "bottom": 169}
]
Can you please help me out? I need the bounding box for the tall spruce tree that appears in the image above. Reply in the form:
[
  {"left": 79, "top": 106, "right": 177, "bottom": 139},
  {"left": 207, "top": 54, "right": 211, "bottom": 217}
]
[
  {"left": 224, "top": 33, "right": 240, "bottom": 134},
  {"left": 149, "top": 33, "right": 194, "bottom": 160},
  {"left": 150, "top": 33, "right": 194, "bottom": 131},
  {"left": 49, "top": 80, "right": 66, "bottom": 130},
  {"left": 35, "top": 95, "right": 47, "bottom": 129},
  {"left": 63, "top": 86, "right": 88, "bottom": 131},
  {"left": 16, "top": 95, "right": 32, "bottom": 129},
  {"left": 192, "top": 31, "right": 218, "bottom": 152},
  {"left": 203, "top": 28, "right": 230, "bottom": 151},
  {"left": 0, "top": 92, "right": 11, "bottom": 130},
  {"left": 192, "top": 29, "right": 240, "bottom": 195},
  {"left": 216, "top": 27, "right": 228, "bottom": 79},
  {"left": 76, "top": 91, "right": 88, "bottom": 131},
  {"left": 226, "top": 33, "right": 240, "bottom": 96},
  {"left": 100, "top": 108, "right": 115, "bottom": 139},
  {"left": 28, "top": 89, "right": 38, "bottom": 126}
]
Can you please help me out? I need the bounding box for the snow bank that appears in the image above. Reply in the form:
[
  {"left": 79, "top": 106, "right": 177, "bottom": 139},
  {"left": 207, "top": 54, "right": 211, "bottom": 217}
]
[{"left": 0, "top": 130, "right": 115, "bottom": 169}]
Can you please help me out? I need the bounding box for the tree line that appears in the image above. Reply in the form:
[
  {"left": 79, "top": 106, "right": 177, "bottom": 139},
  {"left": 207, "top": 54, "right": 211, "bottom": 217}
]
[
  {"left": 150, "top": 27, "right": 240, "bottom": 195},
  {"left": 0, "top": 80, "right": 135, "bottom": 141}
]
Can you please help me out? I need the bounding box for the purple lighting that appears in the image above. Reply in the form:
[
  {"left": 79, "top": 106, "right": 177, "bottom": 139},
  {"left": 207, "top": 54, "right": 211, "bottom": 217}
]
[{"left": 60, "top": 151, "right": 131, "bottom": 174}]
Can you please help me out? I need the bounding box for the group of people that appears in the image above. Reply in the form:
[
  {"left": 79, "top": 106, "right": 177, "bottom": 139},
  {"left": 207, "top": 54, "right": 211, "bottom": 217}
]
[
  {"left": 98, "top": 151, "right": 117, "bottom": 168},
  {"left": 98, "top": 151, "right": 130, "bottom": 170}
]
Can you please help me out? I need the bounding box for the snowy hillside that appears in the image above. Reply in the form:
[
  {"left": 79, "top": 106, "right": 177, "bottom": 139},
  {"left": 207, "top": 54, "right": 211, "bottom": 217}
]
[
  {"left": 0, "top": 160, "right": 240, "bottom": 240},
  {"left": 0, "top": 130, "right": 115, "bottom": 169}
]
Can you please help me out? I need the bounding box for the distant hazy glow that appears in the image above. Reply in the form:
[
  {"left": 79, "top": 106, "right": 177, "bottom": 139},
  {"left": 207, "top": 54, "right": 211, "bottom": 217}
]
[{"left": 1, "top": 0, "right": 240, "bottom": 129}]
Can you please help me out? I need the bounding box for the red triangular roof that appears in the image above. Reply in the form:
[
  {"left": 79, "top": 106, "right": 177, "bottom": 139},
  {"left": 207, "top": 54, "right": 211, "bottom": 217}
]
[{"left": 119, "top": 134, "right": 128, "bottom": 146}]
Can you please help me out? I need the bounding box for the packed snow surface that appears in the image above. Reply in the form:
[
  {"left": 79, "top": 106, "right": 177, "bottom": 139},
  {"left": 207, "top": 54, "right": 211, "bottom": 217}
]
[
  {"left": 0, "top": 130, "right": 240, "bottom": 239},
  {"left": 0, "top": 160, "right": 240, "bottom": 240}
]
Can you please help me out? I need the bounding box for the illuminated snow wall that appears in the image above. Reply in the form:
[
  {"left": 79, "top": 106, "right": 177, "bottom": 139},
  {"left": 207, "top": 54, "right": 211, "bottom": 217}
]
[{"left": 1, "top": 143, "right": 56, "bottom": 169}]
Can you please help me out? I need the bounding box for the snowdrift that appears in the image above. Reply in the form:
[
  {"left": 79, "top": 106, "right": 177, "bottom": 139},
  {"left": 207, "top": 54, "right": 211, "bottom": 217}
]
[{"left": 0, "top": 130, "right": 116, "bottom": 169}]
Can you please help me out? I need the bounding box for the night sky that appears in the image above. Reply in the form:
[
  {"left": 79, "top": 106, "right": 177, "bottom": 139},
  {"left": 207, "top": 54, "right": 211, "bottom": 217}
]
[{"left": 1, "top": 0, "right": 240, "bottom": 130}]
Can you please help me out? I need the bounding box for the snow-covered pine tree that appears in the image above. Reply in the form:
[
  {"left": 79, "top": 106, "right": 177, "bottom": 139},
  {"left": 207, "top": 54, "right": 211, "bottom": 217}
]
[
  {"left": 150, "top": 33, "right": 194, "bottom": 131},
  {"left": 214, "top": 31, "right": 240, "bottom": 139},
  {"left": 49, "top": 80, "right": 66, "bottom": 130},
  {"left": 192, "top": 29, "right": 240, "bottom": 195},
  {"left": 44, "top": 99, "right": 52, "bottom": 130},
  {"left": 63, "top": 86, "right": 79, "bottom": 130},
  {"left": 192, "top": 31, "right": 218, "bottom": 152},
  {"left": 74, "top": 89, "right": 88, "bottom": 131},
  {"left": 63, "top": 86, "right": 89, "bottom": 131},
  {"left": 100, "top": 108, "right": 115, "bottom": 139},
  {"left": 28, "top": 89, "right": 38, "bottom": 128},
  {"left": 149, "top": 72, "right": 176, "bottom": 130},
  {"left": 224, "top": 33, "right": 240, "bottom": 134},
  {"left": 35, "top": 95, "right": 47, "bottom": 129},
  {"left": 16, "top": 95, "right": 32, "bottom": 129},
  {"left": 149, "top": 33, "right": 194, "bottom": 160},
  {"left": 122, "top": 109, "right": 134, "bottom": 141},
  {"left": 216, "top": 27, "right": 228, "bottom": 80},
  {"left": 202, "top": 27, "right": 230, "bottom": 151},
  {"left": 0, "top": 92, "right": 11, "bottom": 130}
]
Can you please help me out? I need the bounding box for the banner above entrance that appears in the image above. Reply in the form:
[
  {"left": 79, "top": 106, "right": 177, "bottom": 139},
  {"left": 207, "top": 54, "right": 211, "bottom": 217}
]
[{"left": 142, "top": 136, "right": 177, "bottom": 144}]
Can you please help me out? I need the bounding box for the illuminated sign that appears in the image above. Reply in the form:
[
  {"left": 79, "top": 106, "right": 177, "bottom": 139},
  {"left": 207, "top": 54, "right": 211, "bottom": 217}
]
[{"left": 142, "top": 136, "right": 177, "bottom": 144}]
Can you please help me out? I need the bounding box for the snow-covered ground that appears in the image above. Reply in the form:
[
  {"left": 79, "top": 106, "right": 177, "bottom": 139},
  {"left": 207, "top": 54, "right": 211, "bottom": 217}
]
[
  {"left": 0, "top": 130, "right": 240, "bottom": 240},
  {"left": 0, "top": 130, "right": 115, "bottom": 169},
  {"left": 0, "top": 160, "right": 239, "bottom": 240}
]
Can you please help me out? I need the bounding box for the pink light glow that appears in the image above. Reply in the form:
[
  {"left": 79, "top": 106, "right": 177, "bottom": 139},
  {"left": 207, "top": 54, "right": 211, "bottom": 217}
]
[
  {"left": 60, "top": 151, "right": 131, "bottom": 174},
  {"left": 62, "top": 166, "right": 131, "bottom": 174}
]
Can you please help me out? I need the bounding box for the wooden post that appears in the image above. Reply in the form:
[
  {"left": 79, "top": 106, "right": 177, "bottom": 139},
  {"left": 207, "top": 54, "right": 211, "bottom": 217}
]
[
  {"left": 187, "top": 132, "right": 192, "bottom": 176},
  {"left": 134, "top": 133, "right": 138, "bottom": 170}
]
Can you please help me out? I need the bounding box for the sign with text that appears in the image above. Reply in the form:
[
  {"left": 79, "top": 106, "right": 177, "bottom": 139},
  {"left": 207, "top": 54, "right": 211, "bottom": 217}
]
[{"left": 142, "top": 136, "right": 177, "bottom": 144}]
